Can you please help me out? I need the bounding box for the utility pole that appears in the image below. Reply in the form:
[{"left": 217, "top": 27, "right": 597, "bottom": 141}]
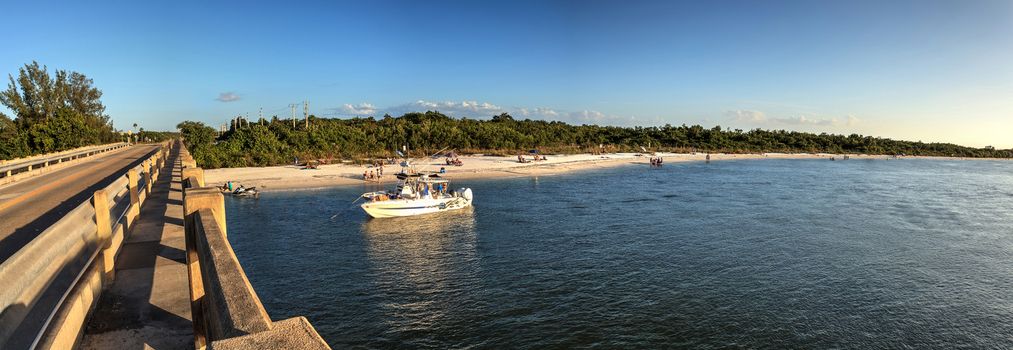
[
  {"left": 303, "top": 100, "right": 309, "bottom": 129},
  {"left": 290, "top": 103, "right": 297, "bottom": 128}
]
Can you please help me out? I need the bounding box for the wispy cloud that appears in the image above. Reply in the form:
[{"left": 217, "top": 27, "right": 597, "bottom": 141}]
[{"left": 215, "top": 92, "right": 241, "bottom": 102}]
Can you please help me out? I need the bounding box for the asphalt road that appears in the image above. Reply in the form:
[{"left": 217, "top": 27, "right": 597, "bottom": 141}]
[{"left": 0, "top": 144, "right": 159, "bottom": 263}]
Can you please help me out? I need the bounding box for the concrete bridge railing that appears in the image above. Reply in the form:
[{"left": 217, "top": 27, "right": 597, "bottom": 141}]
[
  {"left": 0, "top": 142, "right": 130, "bottom": 187},
  {"left": 0, "top": 140, "right": 173, "bottom": 349},
  {"left": 178, "top": 143, "right": 331, "bottom": 350}
]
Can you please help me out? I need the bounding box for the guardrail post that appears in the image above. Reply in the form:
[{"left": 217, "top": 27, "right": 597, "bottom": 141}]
[
  {"left": 153, "top": 157, "right": 161, "bottom": 180},
  {"left": 126, "top": 169, "right": 141, "bottom": 230},
  {"left": 143, "top": 161, "right": 153, "bottom": 195},
  {"left": 93, "top": 189, "right": 116, "bottom": 282},
  {"left": 182, "top": 188, "right": 225, "bottom": 349}
]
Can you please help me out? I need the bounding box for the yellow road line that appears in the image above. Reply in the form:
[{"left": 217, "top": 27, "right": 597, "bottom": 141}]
[{"left": 0, "top": 149, "right": 144, "bottom": 213}]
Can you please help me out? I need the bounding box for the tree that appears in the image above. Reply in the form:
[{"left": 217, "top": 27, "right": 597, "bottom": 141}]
[
  {"left": 0, "top": 61, "right": 117, "bottom": 159},
  {"left": 176, "top": 112, "right": 1010, "bottom": 169}
]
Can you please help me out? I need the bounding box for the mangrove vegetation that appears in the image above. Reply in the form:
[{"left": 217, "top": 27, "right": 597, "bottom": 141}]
[{"left": 178, "top": 111, "right": 1011, "bottom": 169}]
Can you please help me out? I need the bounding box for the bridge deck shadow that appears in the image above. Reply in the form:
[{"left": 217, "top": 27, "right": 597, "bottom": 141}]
[{"left": 81, "top": 149, "right": 193, "bottom": 350}]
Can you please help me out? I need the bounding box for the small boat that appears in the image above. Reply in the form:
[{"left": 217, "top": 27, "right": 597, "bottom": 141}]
[{"left": 359, "top": 171, "right": 473, "bottom": 218}]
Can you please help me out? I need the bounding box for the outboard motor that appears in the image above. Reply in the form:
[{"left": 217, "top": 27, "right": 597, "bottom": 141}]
[{"left": 461, "top": 188, "right": 473, "bottom": 201}]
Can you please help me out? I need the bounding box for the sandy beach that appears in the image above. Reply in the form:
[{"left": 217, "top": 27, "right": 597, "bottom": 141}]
[{"left": 203, "top": 152, "right": 905, "bottom": 191}]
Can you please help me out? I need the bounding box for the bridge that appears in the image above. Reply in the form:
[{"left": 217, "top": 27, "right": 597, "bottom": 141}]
[{"left": 0, "top": 141, "right": 331, "bottom": 349}]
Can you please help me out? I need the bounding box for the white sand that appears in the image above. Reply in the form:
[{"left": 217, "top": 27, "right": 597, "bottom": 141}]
[{"left": 204, "top": 152, "right": 896, "bottom": 191}]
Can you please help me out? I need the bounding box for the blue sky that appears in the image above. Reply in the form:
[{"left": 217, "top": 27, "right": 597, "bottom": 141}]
[{"left": 1, "top": 0, "right": 1011, "bottom": 147}]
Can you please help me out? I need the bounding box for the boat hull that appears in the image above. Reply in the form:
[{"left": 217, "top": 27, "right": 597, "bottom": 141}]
[{"left": 361, "top": 196, "right": 471, "bottom": 218}]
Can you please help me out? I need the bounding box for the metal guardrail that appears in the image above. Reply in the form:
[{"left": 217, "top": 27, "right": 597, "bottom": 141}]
[
  {"left": 0, "top": 140, "right": 173, "bottom": 350},
  {"left": 0, "top": 142, "right": 128, "bottom": 179}
]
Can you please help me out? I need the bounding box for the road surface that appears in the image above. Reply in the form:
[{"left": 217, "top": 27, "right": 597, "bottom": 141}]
[{"left": 0, "top": 144, "right": 159, "bottom": 262}]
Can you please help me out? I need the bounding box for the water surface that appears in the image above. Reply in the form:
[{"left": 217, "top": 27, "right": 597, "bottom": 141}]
[{"left": 226, "top": 158, "right": 1013, "bottom": 348}]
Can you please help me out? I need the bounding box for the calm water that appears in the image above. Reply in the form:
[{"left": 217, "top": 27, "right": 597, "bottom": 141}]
[{"left": 226, "top": 158, "right": 1013, "bottom": 349}]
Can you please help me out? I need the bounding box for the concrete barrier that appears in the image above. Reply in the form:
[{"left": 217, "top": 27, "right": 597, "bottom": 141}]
[
  {"left": 0, "top": 140, "right": 173, "bottom": 349},
  {"left": 179, "top": 142, "right": 330, "bottom": 350},
  {"left": 0, "top": 142, "right": 130, "bottom": 187}
]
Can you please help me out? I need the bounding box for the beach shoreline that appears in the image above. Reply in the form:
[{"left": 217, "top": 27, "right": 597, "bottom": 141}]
[{"left": 202, "top": 152, "right": 992, "bottom": 192}]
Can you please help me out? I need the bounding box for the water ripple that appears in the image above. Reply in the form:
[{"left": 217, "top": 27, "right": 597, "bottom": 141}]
[{"left": 227, "top": 158, "right": 1013, "bottom": 349}]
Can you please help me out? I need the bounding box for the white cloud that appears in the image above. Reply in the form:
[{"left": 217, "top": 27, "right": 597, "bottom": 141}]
[
  {"left": 327, "top": 99, "right": 650, "bottom": 126},
  {"left": 517, "top": 107, "right": 560, "bottom": 118},
  {"left": 771, "top": 115, "right": 836, "bottom": 126},
  {"left": 338, "top": 102, "right": 376, "bottom": 116},
  {"left": 726, "top": 110, "right": 767, "bottom": 123},
  {"left": 364, "top": 100, "right": 506, "bottom": 118},
  {"left": 215, "top": 92, "right": 241, "bottom": 102},
  {"left": 729, "top": 109, "right": 861, "bottom": 128},
  {"left": 845, "top": 115, "right": 861, "bottom": 127}
]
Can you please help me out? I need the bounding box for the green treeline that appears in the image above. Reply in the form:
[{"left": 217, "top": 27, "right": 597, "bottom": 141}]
[
  {"left": 0, "top": 62, "right": 124, "bottom": 160},
  {"left": 178, "top": 111, "right": 1010, "bottom": 169}
]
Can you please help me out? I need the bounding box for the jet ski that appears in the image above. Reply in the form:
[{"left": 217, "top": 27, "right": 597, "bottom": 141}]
[{"left": 232, "top": 185, "right": 260, "bottom": 198}]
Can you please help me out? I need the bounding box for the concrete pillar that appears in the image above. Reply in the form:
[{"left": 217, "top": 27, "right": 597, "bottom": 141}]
[
  {"left": 182, "top": 168, "right": 205, "bottom": 188},
  {"left": 92, "top": 189, "right": 116, "bottom": 282},
  {"left": 184, "top": 187, "right": 225, "bottom": 235},
  {"left": 126, "top": 169, "right": 141, "bottom": 231},
  {"left": 27, "top": 164, "right": 32, "bottom": 171}
]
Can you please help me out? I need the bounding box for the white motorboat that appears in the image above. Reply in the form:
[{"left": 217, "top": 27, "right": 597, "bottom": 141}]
[{"left": 360, "top": 171, "right": 473, "bottom": 218}]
